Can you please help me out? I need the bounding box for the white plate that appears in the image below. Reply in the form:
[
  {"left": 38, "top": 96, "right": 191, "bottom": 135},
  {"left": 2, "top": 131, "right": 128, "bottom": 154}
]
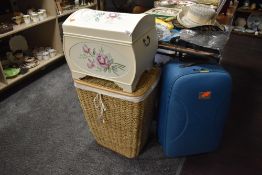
[
  {"left": 247, "top": 13, "right": 262, "bottom": 29},
  {"left": 233, "top": 26, "right": 245, "bottom": 32},
  {"left": 245, "top": 29, "right": 255, "bottom": 33},
  {"left": 9, "top": 35, "right": 28, "bottom": 52}
]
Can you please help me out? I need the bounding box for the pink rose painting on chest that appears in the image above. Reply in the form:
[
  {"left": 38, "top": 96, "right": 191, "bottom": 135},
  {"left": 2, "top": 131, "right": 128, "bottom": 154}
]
[{"left": 78, "top": 44, "right": 126, "bottom": 76}]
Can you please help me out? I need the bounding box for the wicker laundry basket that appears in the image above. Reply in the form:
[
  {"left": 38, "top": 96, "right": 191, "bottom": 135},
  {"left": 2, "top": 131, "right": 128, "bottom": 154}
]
[{"left": 74, "top": 68, "right": 160, "bottom": 158}]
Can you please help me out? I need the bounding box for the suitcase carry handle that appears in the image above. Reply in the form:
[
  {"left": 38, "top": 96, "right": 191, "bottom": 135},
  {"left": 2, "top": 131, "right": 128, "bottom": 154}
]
[{"left": 180, "top": 62, "right": 198, "bottom": 68}]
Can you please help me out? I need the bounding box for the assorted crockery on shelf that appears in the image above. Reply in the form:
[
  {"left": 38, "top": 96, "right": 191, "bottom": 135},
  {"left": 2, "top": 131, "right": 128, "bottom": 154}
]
[
  {"left": 233, "top": 12, "right": 262, "bottom": 36},
  {"left": 23, "top": 15, "right": 31, "bottom": 24},
  {"left": 238, "top": 0, "right": 262, "bottom": 11},
  {"left": 33, "top": 47, "right": 57, "bottom": 61},
  {"left": 39, "top": 9, "right": 47, "bottom": 18},
  {"left": 29, "top": 8, "right": 48, "bottom": 23},
  {"left": 57, "top": 0, "right": 96, "bottom": 15},
  {"left": 49, "top": 49, "right": 57, "bottom": 57},
  {"left": 31, "top": 13, "right": 39, "bottom": 23},
  {"left": 42, "top": 51, "right": 49, "bottom": 60},
  {"left": 3, "top": 67, "right": 21, "bottom": 79},
  {"left": 12, "top": 16, "right": 23, "bottom": 25},
  {"left": 3, "top": 47, "right": 57, "bottom": 79},
  {"left": 1, "top": 35, "right": 58, "bottom": 79},
  {"left": 20, "top": 56, "right": 39, "bottom": 69},
  {"left": 0, "top": 23, "right": 13, "bottom": 34},
  {"left": 10, "top": 8, "right": 48, "bottom": 26},
  {"left": 79, "top": 0, "right": 94, "bottom": 6},
  {"left": 38, "top": 11, "right": 45, "bottom": 21}
]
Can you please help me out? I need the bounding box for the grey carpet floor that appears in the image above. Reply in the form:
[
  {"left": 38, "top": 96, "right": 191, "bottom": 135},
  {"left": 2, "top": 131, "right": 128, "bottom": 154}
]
[{"left": 0, "top": 62, "right": 184, "bottom": 175}]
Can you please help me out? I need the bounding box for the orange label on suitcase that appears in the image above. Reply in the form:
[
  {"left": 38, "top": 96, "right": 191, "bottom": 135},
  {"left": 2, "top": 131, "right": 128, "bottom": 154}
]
[{"left": 199, "top": 91, "right": 212, "bottom": 100}]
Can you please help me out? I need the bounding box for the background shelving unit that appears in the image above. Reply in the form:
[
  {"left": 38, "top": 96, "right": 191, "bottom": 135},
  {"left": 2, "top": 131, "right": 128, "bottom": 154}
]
[
  {"left": 232, "top": 30, "right": 262, "bottom": 38},
  {"left": 232, "top": 0, "right": 262, "bottom": 38},
  {"left": 0, "top": 16, "right": 57, "bottom": 39},
  {"left": 0, "top": 0, "right": 99, "bottom": 92},
  {"left": 57, "top": 3, "right": 97, "bottom": 18},
  {"left": 236, "top": 8, "right": 262, "bottom": 14},
  {"left": 0, "top": 53, "right": 64, "bottom": 90}
]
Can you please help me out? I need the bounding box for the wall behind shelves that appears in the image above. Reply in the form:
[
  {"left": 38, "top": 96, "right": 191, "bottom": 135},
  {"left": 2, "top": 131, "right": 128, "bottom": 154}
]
[
  {"left": 22, "top": 20, "right": 63, "bottom": 53},
  {"left": 0, "top": 1, "right": 12, "bottom": 15}
]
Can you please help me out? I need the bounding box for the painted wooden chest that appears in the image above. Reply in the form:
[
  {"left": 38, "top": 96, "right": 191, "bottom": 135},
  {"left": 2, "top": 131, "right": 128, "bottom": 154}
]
[{"left": 63, "top": 9, "right": 157, "bottom": 92}]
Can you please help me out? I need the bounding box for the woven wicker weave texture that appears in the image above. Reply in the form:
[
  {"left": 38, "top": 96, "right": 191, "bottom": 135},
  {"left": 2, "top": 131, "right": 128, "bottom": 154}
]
[{"left": 76, "top": 68, "right": 160, "bottom": 158}]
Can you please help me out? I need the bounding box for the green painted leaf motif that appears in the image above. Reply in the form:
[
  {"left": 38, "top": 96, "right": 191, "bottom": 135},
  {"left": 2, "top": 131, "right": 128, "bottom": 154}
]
[
  {"left": 79, "top": 54, "right": 87, "bottom": 59},
  {"left": 99, "top": 47, "right": 104, "bottom": 53},
  {"left": 113, "top": 69, "right": 119, "bottom": 76},
  {"left": 94, "top": 12, "right": 105, "bottom": 22}
]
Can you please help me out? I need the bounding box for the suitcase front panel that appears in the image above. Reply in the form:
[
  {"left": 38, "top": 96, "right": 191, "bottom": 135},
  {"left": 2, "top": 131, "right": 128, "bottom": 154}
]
[{"left": 158, "top": 61, "right": 232, "bottom": 157}]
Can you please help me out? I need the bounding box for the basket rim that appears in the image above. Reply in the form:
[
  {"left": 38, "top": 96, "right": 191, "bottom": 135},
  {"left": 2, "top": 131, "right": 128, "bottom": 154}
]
[
  {"left": 74, "top": 68, "right": 160, "bottom": 98},
  {"left": 74, "top": 76, "right": 159, "bottom": 103}
]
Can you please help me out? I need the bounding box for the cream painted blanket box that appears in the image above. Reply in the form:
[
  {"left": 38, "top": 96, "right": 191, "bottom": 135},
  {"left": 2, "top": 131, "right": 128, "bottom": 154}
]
[{"left": 63, "top": 9, "right": 157, "bottom": 92}]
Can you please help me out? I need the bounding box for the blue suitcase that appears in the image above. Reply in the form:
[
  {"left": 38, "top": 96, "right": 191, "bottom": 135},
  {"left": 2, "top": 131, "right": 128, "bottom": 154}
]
[{"left": 158, "top": 60, "right": 232, "bottom": 157}]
